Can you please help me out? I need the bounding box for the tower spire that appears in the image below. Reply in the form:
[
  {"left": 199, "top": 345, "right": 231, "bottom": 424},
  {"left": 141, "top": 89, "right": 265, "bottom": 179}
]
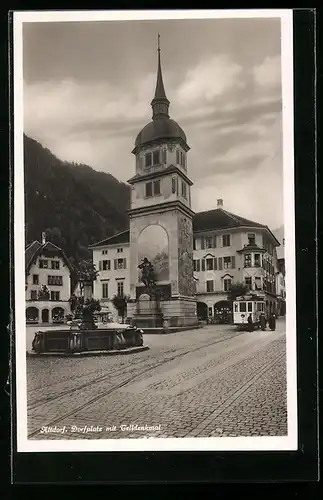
[{"left": 151, "top": 34, "right": 170, "bottom": 119}]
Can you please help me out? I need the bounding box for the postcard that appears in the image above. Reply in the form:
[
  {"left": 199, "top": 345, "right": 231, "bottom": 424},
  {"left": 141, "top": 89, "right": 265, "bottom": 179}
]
[{"left": 13, "top": 9, "right": 297, "bottom": 454}]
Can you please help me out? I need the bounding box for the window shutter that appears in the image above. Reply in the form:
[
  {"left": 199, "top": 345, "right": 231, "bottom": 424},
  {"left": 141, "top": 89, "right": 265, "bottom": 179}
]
[
  {"left": 197, "top": 260, "right": 200, "bottom": 272},
  {"left": 99, "top": 261, "right": 102, "bottom": 271},
  {"left": 231, "top": 256, "right": 235, "bottom": 268},
  {"left": 201, "top": 237, "right": 205, "bottom": 249},
  {"left": 201, "top": 259, "right": 205, "bottom": 271},
  {"left": 213, "top": 258, "right": 217, "bottom": 270},
  {"left": 123, "top": 258, "right": 127, "bottom": 269},
  {"left": 218, "top": 257, "right": 223, "bottom": 270},
  {"left": 114, "top": 259, "right": 117, "bottom": 270}
]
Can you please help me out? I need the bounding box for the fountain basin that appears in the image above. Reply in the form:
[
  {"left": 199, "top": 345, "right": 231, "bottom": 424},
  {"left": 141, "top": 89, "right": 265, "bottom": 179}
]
[{"left": 28, "top": 325, "right": 148, "bottom": 356}]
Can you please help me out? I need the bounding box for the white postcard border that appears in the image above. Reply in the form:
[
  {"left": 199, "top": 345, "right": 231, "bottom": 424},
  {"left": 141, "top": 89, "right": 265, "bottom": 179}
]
[{"left": 13, "top": 9, "right": 297, "bottom": 453}]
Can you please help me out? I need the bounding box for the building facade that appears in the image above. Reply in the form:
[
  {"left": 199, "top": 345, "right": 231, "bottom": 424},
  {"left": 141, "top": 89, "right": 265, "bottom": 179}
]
[
  {"left": 90, "top": 199, "right": 283, "bottom": 322},
  {"left": 25, "top": 236, "right": 73, "bottom": 324}
]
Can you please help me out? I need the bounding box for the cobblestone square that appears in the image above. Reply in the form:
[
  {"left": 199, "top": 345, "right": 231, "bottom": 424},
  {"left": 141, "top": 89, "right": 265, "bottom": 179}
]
[{"left": 26, "top": 320, "right": 287, "bottom": 440}]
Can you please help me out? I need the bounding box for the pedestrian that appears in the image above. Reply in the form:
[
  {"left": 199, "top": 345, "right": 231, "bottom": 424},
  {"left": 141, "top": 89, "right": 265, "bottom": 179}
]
[
  {"left": 247, "top": 313, "right": 253, "bottom": 331},
  {"left": 269, "top": 313, "right": 276, "bottom": 331},
  {"left": 260, "top": 312, "right": 266, "bottom": 331}
]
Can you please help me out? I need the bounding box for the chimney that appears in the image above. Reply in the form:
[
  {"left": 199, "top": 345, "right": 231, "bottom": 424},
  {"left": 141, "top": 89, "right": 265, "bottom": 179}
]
[
  {"left": 217, "top": 199, "right": 223, "bottom": 208},
  {"left": 41, "top": 232, "right": 46, "bottom": 245}
]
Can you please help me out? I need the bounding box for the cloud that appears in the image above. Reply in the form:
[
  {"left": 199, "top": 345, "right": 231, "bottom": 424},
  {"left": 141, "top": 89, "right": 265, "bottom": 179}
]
[
  {"left": 252, "top": 55, "right": 281, "bottom": 88},
  {"left": 176, "top": 55, "right": 244, "bottom": 105}
]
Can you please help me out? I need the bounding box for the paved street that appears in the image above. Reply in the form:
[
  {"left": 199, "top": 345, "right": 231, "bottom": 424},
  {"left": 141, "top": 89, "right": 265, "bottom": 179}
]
[{"left": 26, "top": 319, "right": 287, "bottom": 439}]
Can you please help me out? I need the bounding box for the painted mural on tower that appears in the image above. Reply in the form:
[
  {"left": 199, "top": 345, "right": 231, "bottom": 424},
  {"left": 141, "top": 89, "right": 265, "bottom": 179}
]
[
  {"left": 137, "top": 224, "right": 169, "bottom": 282},
  {"left": 178, "top": 214, "right": 195, "bottom": 297}
]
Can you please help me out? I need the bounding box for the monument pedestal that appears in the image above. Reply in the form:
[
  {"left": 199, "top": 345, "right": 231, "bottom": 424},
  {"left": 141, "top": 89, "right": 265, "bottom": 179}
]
[
  {"left": 161, "top": 296, "right": 198, "bottom": 327},
  {"left": 131, "top": 295, "right": 164, "bottom": 328}
]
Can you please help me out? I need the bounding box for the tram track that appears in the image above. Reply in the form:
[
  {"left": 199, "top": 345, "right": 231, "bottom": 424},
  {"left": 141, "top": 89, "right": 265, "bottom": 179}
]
[{"left": 27, "top": 329, "right": 248, "bottom": 437}]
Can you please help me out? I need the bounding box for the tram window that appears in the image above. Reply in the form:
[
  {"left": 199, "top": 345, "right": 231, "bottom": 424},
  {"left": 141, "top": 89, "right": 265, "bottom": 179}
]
[
  {"left": 257, "top": 302, "right": 262, "bottom": 311},
  {"left": 247, "top": 302, "right": 253, "bottom": 312},
  {"left": 240, "top": 302, "right": 246, "bottom": 312},
  {"left": 234, "top": 303, "right": 238, "bottom": 312}
]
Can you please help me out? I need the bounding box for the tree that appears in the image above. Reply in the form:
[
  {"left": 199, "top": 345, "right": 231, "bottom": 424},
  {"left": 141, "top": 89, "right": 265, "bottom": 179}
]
[
  {"left": 226, "top": 282, "right": 249, "bottom": 302},
  {"left": 111, "top": 294, "right": 130, "bottom": 323}
]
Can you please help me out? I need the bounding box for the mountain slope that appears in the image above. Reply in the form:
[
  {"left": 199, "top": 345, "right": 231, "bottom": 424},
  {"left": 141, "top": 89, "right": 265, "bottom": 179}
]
[{"left": 24, "top": 135, "right": 131, "bottom": 265}]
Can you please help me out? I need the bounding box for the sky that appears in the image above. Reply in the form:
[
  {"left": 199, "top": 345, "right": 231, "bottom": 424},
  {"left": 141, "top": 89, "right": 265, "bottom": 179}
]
[{"left": 23, "top": 16, "right": 285, "bottom": 230}]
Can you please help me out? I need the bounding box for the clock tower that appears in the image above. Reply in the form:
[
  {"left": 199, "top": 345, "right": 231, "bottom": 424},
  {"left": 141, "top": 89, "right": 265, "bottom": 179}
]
[{"left": 127, "top": 37, "right": 197, "bottom": 327}]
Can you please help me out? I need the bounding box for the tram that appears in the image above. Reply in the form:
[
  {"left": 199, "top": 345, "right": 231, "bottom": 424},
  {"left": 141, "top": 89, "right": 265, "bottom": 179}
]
[{"left": 233, "top": 294, "right": 266, "bottom": 329}]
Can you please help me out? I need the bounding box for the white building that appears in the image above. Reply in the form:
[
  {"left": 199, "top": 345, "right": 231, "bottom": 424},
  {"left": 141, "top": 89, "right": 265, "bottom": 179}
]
[
  {"left": 25, "top": 235, "right": 73, "bottom": 324},
  {"left": 90, "top": 230, "right": 130, "bottom": 320}
]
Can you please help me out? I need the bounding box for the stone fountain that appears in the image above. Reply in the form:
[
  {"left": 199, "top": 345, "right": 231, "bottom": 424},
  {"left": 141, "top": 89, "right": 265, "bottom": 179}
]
[{"left": 30, "top": 260, "right": 148, "bottom": 356}]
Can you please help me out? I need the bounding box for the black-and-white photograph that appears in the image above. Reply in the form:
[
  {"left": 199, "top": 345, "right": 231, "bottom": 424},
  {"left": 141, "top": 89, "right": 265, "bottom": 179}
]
[{"left": 14, "top": 9, "right": 297, "bottom": 452}]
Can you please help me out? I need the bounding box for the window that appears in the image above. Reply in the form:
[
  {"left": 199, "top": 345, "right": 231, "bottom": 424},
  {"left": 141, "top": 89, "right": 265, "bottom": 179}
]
[
  {"left": 240, "top": 302, "right": 246, "bottom": 313},
  {"left": 208, "top": 307, "right": 213, "bottom": 317},
  {"left": 50, "top": 291, "right": 60, "bottom": 301},
  {"left": 102, "top": 250, "right": 108, "bottom": 255},
  {"left": 248, "top": 233, "right": 256, "bottom": 245},
  {"left": 115, "top": 258, "right": 126, "bottom": 270},
  {"left": 254, "top": 253, "right": 261, "bottom": 267},
  {"left": 102, "top": 260, "right": 110, "bottom": 271},
  {"left": 162, "top": 149, "right": 167, "bottom": 164},
  {"left": 48, "top": 275, "right": 63, "bottom": 286},
  {"left": 30, "top": 290, "right": 37, "bottom": 300},
  {"left": 247, "top": 302, "right": 253, "bottom": 312},
  {"left": 146, "top": 180, "right": 161, "bottom": 197},
  {"left": 205, "top": 237, "right": 213, "bottom": 249},
  {"left": 245, "top": 277, "right": 252, "bottom": 289},
  {"left": 51, "top": 260, "right": 60, "bottom": 270},
  {"left": 153, "top": 180, "right": 161, "bottom": 195},
  {"left": 102, "top": 283, "right": 109, "bottom": 299},
  {"left": 257, "top": 302, "right": 263, "bottom": 312},
  {"left": 145, "top": 152, "right": 152, "bottom": 167},
  {"left": 153, "top": 150, "right": 160, "bottom": 165},
  {"left": 117, "top": 281, "right": 124, "bottom": 296},
  {"left": 117, "top": 248, "right": 123, "bottom": 253},
  {"left": 234, "top": 303, "right": 238, "bottom": 312},
  {"left": 181, "top": 181, "right": 187, "bottom": 199},
  {"left": 33, "top": 274, "right": 39, "bottom": 285},
  {"left": 206, "top": 258, "right": 214, "bottom": 270},
  {"left": 200, "top": 237, "right": 205, "bottom": 249},
  {"left": 172, "top": 177, "right": 176, "bottom": 194},
  {"left": 145, "top": 182, "right": 153, "bottom": 197},
  {"left": 255, "top": 277, "right": 262, "bottom": 290},
  {"left": 223, "top": 234, "right": 231, "bottom": 247},
  {"left": 194, "top": 260, "right": 202, "bottom": 272},
  {"left": 244, "top": 253, "right": 252, "bottom": 267},
  {"left": 193, "top": 238, "right": 196, "bottom": 250},
  {"left": 223, "top": 278, "right": 231, "bottom": 292},
  {"left": 223, "top": 256, "right": 231, "bottom": 269},
  {"left": 201, "top": 259, "right": 206, "bottom": 271},
  {"left": 39, "top": 259, "right": 48, "bottom": 268},
  {"left": 176, "top": 150, "right": 180, "bottom": 164},
  {"left": 206, "top": 280, "right": 214, "bottom": 292}
]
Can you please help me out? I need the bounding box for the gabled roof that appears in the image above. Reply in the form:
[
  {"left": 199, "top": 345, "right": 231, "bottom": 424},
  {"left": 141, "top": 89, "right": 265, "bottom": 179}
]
[
  {"left": 89, "top": 208, "right": 280, "bottom": 248},
  {"left": 89, "top": 230, "right": 130, "bottom": 248},
  {"left": 25, "top": 240, "right": 42, "bottom": 271},
  {"left": 25, "top": 240, "right": 74, "bottom": 275},
  {"left": 193, "top": 208, "right": 280, "bottom": 246}
]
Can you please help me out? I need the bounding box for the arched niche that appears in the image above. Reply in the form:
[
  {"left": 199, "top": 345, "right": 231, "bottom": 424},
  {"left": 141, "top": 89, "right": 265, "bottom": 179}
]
[{"left": 138, "top": 224, "right": 169, "bottom": 281}]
